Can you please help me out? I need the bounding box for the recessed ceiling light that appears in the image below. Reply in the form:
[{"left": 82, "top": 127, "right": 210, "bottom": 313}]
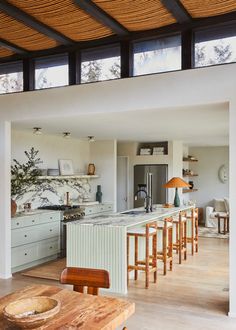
[
  {"left": 88, "top": 136, "right": 95, "bottom": 142},
  {"left": 33, "top": 127, "right": 42, "bottom": 135},
  {"left": 63, "top": 132, "right": 71, "bottom": 138}
]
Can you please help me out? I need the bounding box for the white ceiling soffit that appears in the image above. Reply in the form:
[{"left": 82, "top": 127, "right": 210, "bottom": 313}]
[{"left": 12, "top": 102, "right": 229, "bottom": 147}]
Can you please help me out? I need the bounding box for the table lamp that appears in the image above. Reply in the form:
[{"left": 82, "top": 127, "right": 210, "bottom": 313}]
[{"left": 163, "top": 177, "right": 190, "bottom": 207}]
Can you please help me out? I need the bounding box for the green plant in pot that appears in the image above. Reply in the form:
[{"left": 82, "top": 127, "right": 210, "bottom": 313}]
[{"left": 11, "top": 147, "right": 42, "bottom": 216}]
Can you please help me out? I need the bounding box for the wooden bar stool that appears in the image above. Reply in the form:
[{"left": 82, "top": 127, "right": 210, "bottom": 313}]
[
  {"left": 186, "top": 207, "right": 199, "bottom": 254},
  {"left": 172, "top": 211, "right": 187, "bottom": 264},
  {"left": 156, "top": 217, "right": 173, "bottom": 275},
  {"left": 127, "top": 221, "right": 157, "bottom": 289}
]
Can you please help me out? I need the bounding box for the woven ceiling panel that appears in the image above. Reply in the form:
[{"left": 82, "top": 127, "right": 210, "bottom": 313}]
[
  {"left": 181, "top": 0, "right": 236, "bottom": 18},
  {"left": 0, "top": 47, "right": 14, "bottom": 58},
  {"left": 8, "top": 0, "right": 112, "bottom": 41},
  {"left": 94, "top": 0, "right": 176, "bottom": 31},
  {"left": 0, "top": 12, "right": 57, "bottom": 51}
]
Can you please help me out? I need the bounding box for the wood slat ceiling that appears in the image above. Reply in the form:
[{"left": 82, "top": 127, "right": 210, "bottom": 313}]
[
  {"left": 0, "top": 47, "right": 13, "bottom": 59},
  {"left": 181, "top": 0, "right": 236, "bottom": 18},
  {"left": 8, "top": 0, "right": 113, "bottom": 42},
  {"left": 0, "top": 11, "right": 57, "bottom": 51},
  {"left": 94, "top": 0, "right": 176, "bottom": 31},
  {"left": 0, "top": 0, "right": 236, "bottom": 61}
]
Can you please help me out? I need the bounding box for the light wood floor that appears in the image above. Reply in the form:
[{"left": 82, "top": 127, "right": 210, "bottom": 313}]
[{"left": 1, "top": 237, "right": 235, "bottom": 330}]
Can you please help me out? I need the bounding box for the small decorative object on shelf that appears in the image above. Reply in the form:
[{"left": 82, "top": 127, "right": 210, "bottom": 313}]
[
  {"left": 96, "top": 185, "right": 102, "bottom": 203},
  {"left": 87, "top": 163, "right": 95, "bottom": 175},
  {"left": 188, "top": 181, "right": 194, "bottom": 189},
  {"left": 140, "top": 148, "right": 152, "bottom": 155},
  {"left": 59, "top": 159, "right": 74, "bottom": 175}
]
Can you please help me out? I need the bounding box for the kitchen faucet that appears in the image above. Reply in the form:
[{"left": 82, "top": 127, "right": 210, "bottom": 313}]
[{"left": 134, "top": 172, "right": 153, "bottom": 213}]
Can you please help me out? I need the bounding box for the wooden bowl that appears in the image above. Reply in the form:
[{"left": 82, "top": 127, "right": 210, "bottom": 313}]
[{"left": 3, "top": 296, "right": 61, "bottom": 329}]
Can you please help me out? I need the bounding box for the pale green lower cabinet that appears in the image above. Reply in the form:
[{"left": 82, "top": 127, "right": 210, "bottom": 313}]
[{"left": 11, "top": 211, "right": 61, "bottom": 273}]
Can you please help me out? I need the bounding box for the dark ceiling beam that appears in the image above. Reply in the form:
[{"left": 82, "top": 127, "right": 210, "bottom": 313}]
[
  {"left": 73, "top": 0, "right": 129, "bottom": 36},
  {"left": 0, "top": 38, "right": 28, "bottom": 55},
  {"left": 0, "top": 0, "right": 74, "bottom": 46},
  {"left": 161, "top": 0, "right": 192, "bottom": 23}
]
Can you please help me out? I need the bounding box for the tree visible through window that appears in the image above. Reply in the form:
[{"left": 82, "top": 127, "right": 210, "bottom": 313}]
[
  {"left": 0, "top": 62, "right": 23, "bottom": 94},
  {"left": 195, "top": 35, "right": 236, "bottom": 67},
  {"left": 81, "top": 46, "right": 120, "bottom": 83},
  {"left": 133, "top": 35, "right": 181, "bottom": 76}
]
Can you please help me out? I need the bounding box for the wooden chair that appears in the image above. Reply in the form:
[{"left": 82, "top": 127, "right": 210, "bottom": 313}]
[
  {"left": 156, "top": 217, "right": 173, "bottom": 275},
  {"left": 60, "top": 267, "right": 110, "bottom": 295},
  {"left": 127, "top": 221, "right": 157, "bottom": 289},
  {"left": 172, "top": 211, "right": 187, "bottom": 264},
  {"left": 186, "top": 207, "right": 199, "bottom": 254}
]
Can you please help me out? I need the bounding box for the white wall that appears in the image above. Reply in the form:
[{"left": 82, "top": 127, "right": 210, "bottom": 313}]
[
  {"left": 89, "top": 140, "right": 117, "bottom": 209},
  {"left": 12, "top": 129, "right": 90, "bottom": 174},
  {"left": 188, "top": 146, "right": 229, "bottom": 219}
]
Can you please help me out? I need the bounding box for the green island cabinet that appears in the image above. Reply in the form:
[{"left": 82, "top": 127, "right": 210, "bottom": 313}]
[{"left": 11, "top": 211, "right": 61, "bottom": 273}]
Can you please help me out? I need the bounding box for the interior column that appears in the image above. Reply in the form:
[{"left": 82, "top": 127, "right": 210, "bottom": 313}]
[
  {"left": 0, "top": 121, "right": 11, "bottom": 278},
  {"left": 229, "top": 100, "right": 236, "bottom": 316}
]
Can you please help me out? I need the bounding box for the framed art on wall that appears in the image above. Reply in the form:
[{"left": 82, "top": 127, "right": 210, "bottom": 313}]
[{"left": 58, "top": 159, "right": 74, "bottom": 175}]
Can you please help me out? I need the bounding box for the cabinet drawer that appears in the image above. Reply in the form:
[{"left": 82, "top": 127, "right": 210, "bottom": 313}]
[
  {"left": 84, "top": 204, "right": 113, "bottom": 216},
  {"left": 11, "top": 239, "right": 60, "bottom": 268},
  {"left": 12, "top": 222, "right": 60, "bottom": 248},
  {"left": 12, "top": 244, "right": 38, "bottom": 268},
  {"left": 11, "top": 215, "right": 39, "bottom": 229},
  {"left": 11, "top": 211, "right": 61, "bottom": 229},
  {"left": 38, "top": 239, "right": 60, "bottom": 259}
]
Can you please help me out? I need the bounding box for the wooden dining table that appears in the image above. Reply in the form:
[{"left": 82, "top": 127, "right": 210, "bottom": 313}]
[{"left": 0, "top": 285, "right": 135, "bottom": 329}]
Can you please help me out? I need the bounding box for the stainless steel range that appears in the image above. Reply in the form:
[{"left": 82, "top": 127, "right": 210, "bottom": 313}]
[{"left": 38, "top": 205, "right": 85, "bottom": 257}]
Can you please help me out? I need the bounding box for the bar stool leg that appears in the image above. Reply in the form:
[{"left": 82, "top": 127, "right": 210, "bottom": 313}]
[
  {"left": 163, "top": 226, "right": 167, "bottom": 275},
  {"left": 145, "top": 228, "right": 150, "bottom": 289},
  {"left": 127, "top": 235, "right": 129, "bottom": 286},
  {"left": 168, "top": 226, "right": 173, "bottom": 271},
  {"left": 153, "top": 233, "right": 157, "bottom": 283},
  {"left": 179, "top": 221, "right": 182, "bottom": 264},
  {"left": 134, "top": 236, "right": 138, "bottom": 281},
  {"left": 191, "top": 211, "right": 194, "bottom": 256},
  {"left": 176, "top": 222, "right": 179, "bottom": 254},
  {"left": 184, "top": 221, "right": 187, "bottom": 260}
]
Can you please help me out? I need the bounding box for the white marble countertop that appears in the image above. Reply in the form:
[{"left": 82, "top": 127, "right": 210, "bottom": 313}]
[{"left": 67, "top": 204, "right": 194, "bottom": 228}]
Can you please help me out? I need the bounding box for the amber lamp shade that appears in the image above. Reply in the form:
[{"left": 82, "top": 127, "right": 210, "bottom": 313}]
[{"left": 163, "top": 177, "right": 190, "bottom": 207}]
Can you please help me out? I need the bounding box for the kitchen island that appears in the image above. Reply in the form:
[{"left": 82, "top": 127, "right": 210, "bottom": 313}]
[{"left": 67, "top": 204, "right": 194, "bottom": 294}]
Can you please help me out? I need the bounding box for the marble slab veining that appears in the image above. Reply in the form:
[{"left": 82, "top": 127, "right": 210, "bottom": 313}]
[{"left": 68, "top": 205, "right": 194, "bottom": 228}]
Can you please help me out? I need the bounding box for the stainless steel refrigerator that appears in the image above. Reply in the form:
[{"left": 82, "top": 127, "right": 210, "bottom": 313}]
[{"left": 134, "top": 164, "right": 168, "bottom": 208}]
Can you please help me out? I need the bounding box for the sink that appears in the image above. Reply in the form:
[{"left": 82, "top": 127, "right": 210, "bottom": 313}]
[{"left": 122, "top": 210, "right": 146, "bottom": 215}]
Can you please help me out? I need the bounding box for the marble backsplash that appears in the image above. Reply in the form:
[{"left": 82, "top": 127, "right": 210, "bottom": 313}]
[{"left": 14, "top": 178, "right": 91, "bottom": 211}]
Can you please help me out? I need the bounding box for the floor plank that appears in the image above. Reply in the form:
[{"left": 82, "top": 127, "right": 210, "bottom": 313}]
[{"left": 0, "top": 237, "right": 235, "bottom": 329}]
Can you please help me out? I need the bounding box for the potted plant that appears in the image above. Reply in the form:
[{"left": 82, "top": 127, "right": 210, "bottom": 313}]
[{"left": 11, "top": 147, "right": 42, "bottom": 216}]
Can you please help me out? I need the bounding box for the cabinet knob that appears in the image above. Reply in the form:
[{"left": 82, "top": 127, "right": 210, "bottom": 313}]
[
  {"left": 17, "top": 222, "right": 19, "bottom": 226},
  {"left": 24, "top": 235, "right": 27, "bottom": 237},
  {"left": 50, "top": 229, "right": 52, "bottom": 232},
  {"left": 32, "top": 220, "right": 35, "bottom": 223},
  {"left": 50, "top": 246, "right": 53, "bottom": 249},
  {"left": 50, "top": 217, "right": 52, "bottom": 219},
  {"left": 25, "top": 253, "right": 27, "bottom": 256}
]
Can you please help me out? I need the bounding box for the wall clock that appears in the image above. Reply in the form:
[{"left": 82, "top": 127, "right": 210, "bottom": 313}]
[{"left": 218, "top": 164, "right": 228, "bottom": 183}]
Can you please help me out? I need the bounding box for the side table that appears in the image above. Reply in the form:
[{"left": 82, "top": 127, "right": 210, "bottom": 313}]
[{"left": 217, "top": 213, "right": 229, "bottom": 234}]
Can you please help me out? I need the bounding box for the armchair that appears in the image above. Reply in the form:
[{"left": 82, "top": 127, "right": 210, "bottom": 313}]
[{"left": 205, "top": 198, "right": 229, "bottom": 227}]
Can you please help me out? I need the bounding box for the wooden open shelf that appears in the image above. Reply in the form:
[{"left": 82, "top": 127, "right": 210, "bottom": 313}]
[
  {"left": 39, "top": 175, "right": 99, "bottom": 180},
  {"left": 183, "top": 174, "right": 198, "bottom": 177},
  {"left": 182, "top": 189, "right": 198, "bottom": 193},
  {"left": 183, "top": 158, "right": 198, "bottom": 162}
]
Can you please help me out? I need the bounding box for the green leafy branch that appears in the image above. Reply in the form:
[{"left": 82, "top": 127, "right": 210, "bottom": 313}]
[{"left": 11, "top": 147, "right": 42, "bottom": 197}]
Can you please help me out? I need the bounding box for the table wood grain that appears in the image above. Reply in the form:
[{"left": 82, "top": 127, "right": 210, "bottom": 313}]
[{"left": 0, "top": 285, "right": 135, "bottom": 329}]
